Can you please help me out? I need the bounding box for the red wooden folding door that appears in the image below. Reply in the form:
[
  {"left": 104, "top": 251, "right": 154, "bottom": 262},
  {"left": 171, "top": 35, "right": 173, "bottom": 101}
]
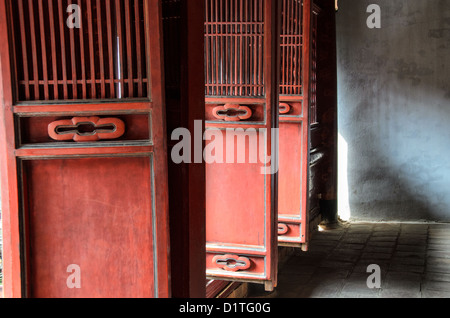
[
  {"left": 204, "top": 0, "right": 280, "bottom": 291},
  {"left": 278, "top": 0, "right": 313, "bottom": 249},
  {"left": 0, "top": 0, "right": 170, "bottom": 298}
]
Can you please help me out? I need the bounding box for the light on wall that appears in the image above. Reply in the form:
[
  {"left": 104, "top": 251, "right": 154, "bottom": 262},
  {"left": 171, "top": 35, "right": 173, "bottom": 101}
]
[{"left": 335, "top": 0, "right": 338, "bottom": 12}]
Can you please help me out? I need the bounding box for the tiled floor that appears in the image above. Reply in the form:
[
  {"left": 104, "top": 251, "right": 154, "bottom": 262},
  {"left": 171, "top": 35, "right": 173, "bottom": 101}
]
[
  {"left": 249, "top": 222, "right": 450, "bottom": 298},
  {"left": 1, "top": 222, "right": 449, "bottom": 299}
]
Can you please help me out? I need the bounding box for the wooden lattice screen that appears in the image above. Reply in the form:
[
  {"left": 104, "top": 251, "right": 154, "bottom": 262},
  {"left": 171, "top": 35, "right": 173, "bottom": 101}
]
[
  {"left": 205, "top": 0, "right": 265, "bottom": 97},
  {"left": 279, "top": 0, "right": 303, "bottom": 96},
  {"left": 310, "top": 5, "right": 319, "bottom": 124},
  {"left": 7, "top": 0, "right": 149, "bottom": 102}
]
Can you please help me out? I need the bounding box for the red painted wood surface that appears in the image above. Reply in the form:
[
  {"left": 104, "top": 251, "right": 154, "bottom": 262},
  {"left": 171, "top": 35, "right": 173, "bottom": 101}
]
[
  {"left": 0, "top": 0, "right": 170, "bottom": 298},
  {"left": 277, "top": 0, "right": 313, "bottom": 248},
  {"left": 204, "top": 0, "right": 280, "bottom": 291},
  {"left": 25, "top": 157, "right": 156, "bottom": 298}
]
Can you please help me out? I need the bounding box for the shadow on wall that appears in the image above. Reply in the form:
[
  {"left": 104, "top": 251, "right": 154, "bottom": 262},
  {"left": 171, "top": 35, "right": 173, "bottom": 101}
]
[{"left": 336, "top": 0, "right": 450, "bottom": 222}]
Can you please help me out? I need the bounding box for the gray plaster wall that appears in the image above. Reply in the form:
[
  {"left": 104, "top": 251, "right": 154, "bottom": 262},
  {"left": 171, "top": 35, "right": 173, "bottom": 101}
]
[{"left": 336, "top": 0, "right": 450, "bottom": 222}]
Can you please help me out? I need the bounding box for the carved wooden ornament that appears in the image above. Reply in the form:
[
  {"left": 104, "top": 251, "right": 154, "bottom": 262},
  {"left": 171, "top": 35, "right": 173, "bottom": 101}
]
[
  {"left": 212, "top": 104, "right": 252, "bottom": 122},
  {"left": 278, "top": 223, "right": 289, "bottom": 235},
  {"left": 212, "top": 254, "right": 251, "bottom": 272},
  {"left": 279, "top": 103, "right": 291, "bottom": 115},
  {"left": 48, "top": 117, "right": 126, "bottom": 142}
]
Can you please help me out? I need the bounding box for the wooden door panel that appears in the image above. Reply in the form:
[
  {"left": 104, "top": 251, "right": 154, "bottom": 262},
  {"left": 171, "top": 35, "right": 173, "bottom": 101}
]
[
  {"left": 204, "top": 0, "right": 280, "bottom": 291},
  {"left": 0, "top": 0, "right": 170, "bottom": 298},
  {"left": 206, "top": 130, "right": 266, "bottom": 247},
  {"left": 278, "top": 123, "right": 303, "bottom": 214},
  {"left": 24, "top": 157, "right": 156, "bottom": 298},
  {"left": 278, "top": 0, "right": 312, "bottom": 248},
  {"left": 278, "top": 122, "right": 306, "bottom": 244}
]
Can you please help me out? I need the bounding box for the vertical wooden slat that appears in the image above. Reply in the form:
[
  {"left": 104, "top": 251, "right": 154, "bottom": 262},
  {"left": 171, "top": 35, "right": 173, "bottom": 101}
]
[
  {"left": 77, "top": 0, "right": 87, "bottom": 99},
  {"left": 7, "top": 0, "right": 19, "bottom": 102},
  {"left": 17, "top": 0, "right": 30, "bottom": 100},
  {"left": 115, "top": 0, "right": 124, "bottom": 98},
  {"left": 96, "top": 0, "right": 106, "bottom": 98},
  {"left": 68, "top": 0, "right": 78, "bottom": 99},
  {"left": 28, "top": 0, "right": 40, "bottom": 100},
  {"left": 48, "top": 0, "right": 59, "bottom": 100},
  {"left": 281, "top": 0, "right": 285, "bottom": 94},
  {"left": 233, "top": 0, "right": 238, "bottom": 96},
  {"left": 58, "top": 0, "right": 69, "bottom": 99},
  {"left": 225, "top": 0, "right": 229, "bottom": 96},
  {"left": 243, "top": 0, "right": 247, "bottom": 96},
  {"left": 214, "top": 0, "right": 219, "bottom": 96},
  {"left": 38, "top": 0, "right": 49, "bottom": 100},
  {"left": 135, "top": 0, "right": 143, "bottom": 97},
  {"left": 214, "top": 0, "right": 218, "bottom": 96},
  {"left": 239, "top": 0, "right": 243, "bottom": 96},
  {"left": 87, "top": 0, "right": 97, "bottom": 99},
  {"left": 219, "top": 0, "right": 223, "bottom": 96},
  {"left": 125, "top": 0, "right": 134, "bottom": 98},
  {"left": 106, "top": 0, "right": 115, "bottom": 98}
]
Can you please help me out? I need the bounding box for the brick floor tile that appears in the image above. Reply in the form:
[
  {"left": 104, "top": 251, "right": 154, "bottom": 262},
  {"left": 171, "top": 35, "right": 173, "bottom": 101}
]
[
  {"left": 361, "top": 252, "right": 392, "bottom": 261},
  {"left": 397, "top": 238, "right": 427, "bottom": 246},
  {"left": 339, "top": 274, "right": 380, "bottom": 298},
  {"left": 363, "top": 246, "right": 395, "bottom": 254},
  {"left": 369, "top": 236, "right": 398, "bottom": 242},
  {"left": 379, "top": 289, "right": 421, "bottom": 298},
  {"left": 391, "top": 257, "right": 425, "bottom": 266},
  {"left": 424, "top": 272, "right": 450, "bottom": 283},
  {"left": 371, "top": 231, "right": 399, "bottom": 237},
  {"left": 389, "top": 263, "right": 425, "bottom": 274},
  {"left": 367, "top": 241, "right": 397, "bottom": 247},
  {"left": 337, "top": 243, "right": 366, "bottom": 250},
  {"left": 422, "top": 281, "right": 450, "bottom": 292},
  {"left": 383, "top": 272, "right": 422, "bottom": 291},
  {"left": 421, "top": 290, "right": 450, "bottom": 298},
  {"left": 247, "top": 222, "right": 450, "bottom": 299},
  {"left": 396, "top": 244, "right": 427, "bottom": 252}
]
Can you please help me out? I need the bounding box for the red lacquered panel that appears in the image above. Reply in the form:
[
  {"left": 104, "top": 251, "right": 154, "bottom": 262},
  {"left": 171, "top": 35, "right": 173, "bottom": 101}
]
[{"left": 24, "top": 157, "right": 156, "bottom": 298}]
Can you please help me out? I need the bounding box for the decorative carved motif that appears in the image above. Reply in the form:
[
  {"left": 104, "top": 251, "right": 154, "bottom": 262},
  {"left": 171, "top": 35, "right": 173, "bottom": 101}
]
[
  {"left": 279, "top": 103, "right": 291, "bottom": 115},
  {"left": 278, "top": 223, "right": 289, "bottom": 235},
  {"left": 212, "top": 254, "right": 251, "bottom": 272},
  {"left": 212, "top": 104, "right": 252, "bottom": 122},
  {"left": 48, "top": 117, "right": 125, "bottom": 142}
]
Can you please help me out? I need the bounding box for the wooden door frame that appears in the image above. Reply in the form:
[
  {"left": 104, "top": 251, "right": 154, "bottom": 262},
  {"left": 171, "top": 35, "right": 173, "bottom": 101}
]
[{"left": 0, "top": 0, "right": 22, "bottom": 297}]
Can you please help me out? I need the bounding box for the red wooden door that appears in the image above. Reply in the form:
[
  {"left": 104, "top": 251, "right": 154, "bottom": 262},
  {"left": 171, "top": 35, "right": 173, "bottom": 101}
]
[
  {"left": 278, "top": 0, "right": 312, "bottom": 249},
  {"left": 204, "top": 0, "right": 280, "bottom": 291},
  {"left": 0, "top": 0, "right": 170, "bottom": 298}
]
